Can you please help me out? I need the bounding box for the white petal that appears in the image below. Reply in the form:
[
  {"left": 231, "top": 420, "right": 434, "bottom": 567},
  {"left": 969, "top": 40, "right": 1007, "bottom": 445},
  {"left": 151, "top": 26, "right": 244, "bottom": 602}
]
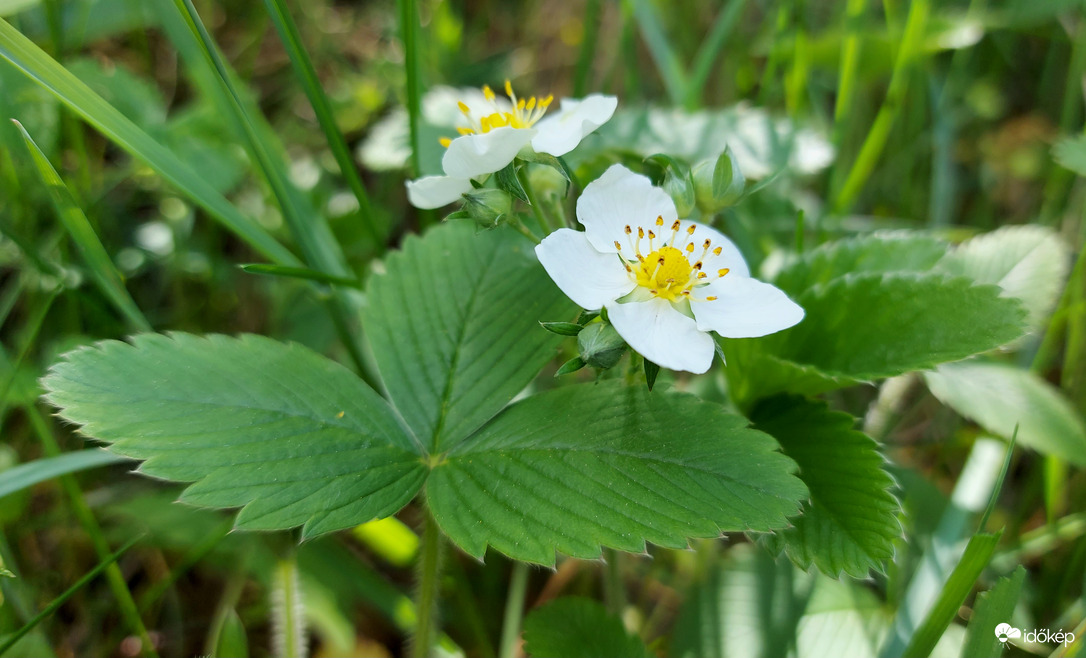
[
  {"left": 535, "top": 229, "right": 635, "bottom": 310},
  {"left": 405, "top": 176, "right": 474, "bottom": 209},
  {"left": 691, "top": 276, "right": 804, "bottom": 338},
  {"left": 607, "top": 297, "right": 715, "bottom": 373},
  {"left": 441, "top": 127, "right": 537, "bottom": 179},
  {"left": 531, "top": 94, "right": 618, "bottom": 157},
  {"left": 576, "top": 164, "right": 678, "bottom": 254},
  {"left": 672, "top": 221, "right": 751, "bottom": 278}
]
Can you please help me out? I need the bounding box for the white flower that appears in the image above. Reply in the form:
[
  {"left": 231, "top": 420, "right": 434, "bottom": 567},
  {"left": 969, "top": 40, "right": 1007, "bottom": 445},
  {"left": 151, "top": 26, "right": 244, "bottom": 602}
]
[
  {"left": 535, "top": 164, "right": 804, "bottom": 374},
  {"left": 406, "top": 82, "right": 617, "bottom": 209}
]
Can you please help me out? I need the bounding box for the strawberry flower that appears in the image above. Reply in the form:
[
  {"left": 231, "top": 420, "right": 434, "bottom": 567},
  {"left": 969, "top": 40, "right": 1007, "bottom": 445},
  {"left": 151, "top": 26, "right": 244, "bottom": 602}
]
[
  {"left": 535, "top": 164, "right": 804, "bottom": 373},
  {"left": 406, "top": 81, "right": 617, "bottom": 209}
]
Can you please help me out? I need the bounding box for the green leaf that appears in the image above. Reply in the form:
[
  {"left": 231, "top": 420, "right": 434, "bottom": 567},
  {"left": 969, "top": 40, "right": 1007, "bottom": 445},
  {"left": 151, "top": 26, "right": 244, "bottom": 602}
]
[
  {"left": 0, "top": 449, "right": 128, "bottom": 500},
  {"left": 495, "top": 162, "right": 529, "bottom": 203},
  {"left": 896, "top": 531, "right": 1003, "bottom": 658},
  {"left": 960, "top": 566, "right": 1026, "bottom": 658},
  {"left": 753, "top": 396, "right": 900, "bottom": 578},
  {"left": 924, "top": 360, "right": 1086, "bottom": 466},
  {"left": 363, "top": 221, "right": 572, "bottom": 453},
  {"left": 427, "top": 381, "right": 806, "bottom": 565},
  {"left": 772, "top": 232, "right": 948, "bottom": 296},
  {"left": 1053, "top": 134, "right": 1086, "bottom": 176},
  {"left": 523, "top": 597, "right": 651, "bottom": 658},
  {"left": 13, "top": 119, "right": 151, "bottom": 332},
  {"left": 935, "top": 225, "right": 1071, "bottom": 335},
  {"left": 42, "top": 333, "right": 425, "bottom": 538},
  {"left": 539, "top": 321, "right": 583, "bottom": 337},
  {"left": 725, "top": 273, "right": 1027, "bottom": 404}
]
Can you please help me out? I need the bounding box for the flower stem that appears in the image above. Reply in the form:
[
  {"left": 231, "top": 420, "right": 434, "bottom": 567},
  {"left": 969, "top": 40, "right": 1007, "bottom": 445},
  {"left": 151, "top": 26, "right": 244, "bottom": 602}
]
[
  {"left": 509, "top": 218, "right": 542, "bottom": 245},
  {"left": 517, "top": 165, "right": 553, "bottom": 236},
  {"left": 499, "top": 561, "right": 530, "bottom": 658},
  {"left": 412, "top": 508, "right": 445, "bottom": 658},
  {"left": 602, "top": 548, "right": 626, "bottom": 618}
]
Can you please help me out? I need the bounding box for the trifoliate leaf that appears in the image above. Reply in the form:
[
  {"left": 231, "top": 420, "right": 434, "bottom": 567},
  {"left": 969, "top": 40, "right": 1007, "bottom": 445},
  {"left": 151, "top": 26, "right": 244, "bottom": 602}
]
[
  {"left": 935, "top": 225, "right": 1071, "bottom": 335},
  {"left": 427, "top": 381, "right": 806, "bottom": 565},
  {"left": 363, "top": 221, "right": 572, "bottom": 453},
  {"left": 725, "top": 272, "right": 1027, "bottom": 404},
  {"left": 42, "top": 334, "right": 426, "bottom": 537},
  {"left": 752, "top": 396, "right": 900, "bottom": 578},
  {"left": 924, "top": 360, "right": 1086, "bottom": 466},
  {"left": 771, "top": 232, "right": 948, "bottom": 295}
]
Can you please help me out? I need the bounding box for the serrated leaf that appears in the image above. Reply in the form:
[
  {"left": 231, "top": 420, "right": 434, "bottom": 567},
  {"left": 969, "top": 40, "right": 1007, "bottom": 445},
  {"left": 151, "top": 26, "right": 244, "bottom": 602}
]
[
  {"left": 935, "top": 225, "right": 1071, "bottom": 335},
  {"left": 924, "top": 360, "right": 1086, "bottom": 465},
  {"left": 522, "top": 597, "right": 651, "bottom": 658},
  {"left": 363, "top": 221, "right": 572, "bottom": 453},
  {"left": 426, "top": 381, "right": 806, "bottom": 565},
  {"left": 42, "top": 333, "right": 426, "bottom": 537},
  {"left": 752, "top": 396, "right": 900, "bottom": 578},
  {"left": 960, "top": 566, "right": 1025, "bottom": 658},
  {"left": 1053, "top": 134, "right": 1086, "bottom": 176},
  {"left": 772, "top": 232, "right": 948, "bottom": 296},
  {"left": 725, "top": 272, "right": 1027, "bottom": 403}
]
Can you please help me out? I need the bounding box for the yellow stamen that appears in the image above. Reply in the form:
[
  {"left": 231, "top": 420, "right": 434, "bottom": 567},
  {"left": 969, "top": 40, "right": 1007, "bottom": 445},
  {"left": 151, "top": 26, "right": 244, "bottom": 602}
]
[
  {"left": 457, "top": 127, "right": 474, "bottom": 135},
  {"left": 614, "top": 241, "right": 622, "bottom": 250},
  {"left": 439, "top": 137, "right": 452, "bottom": 148},
  {"left": 458, "top": 101, "right": 471, "bottom": 114},
  {"left": 483, "top": 85, "right": 495, "bottom": 102},
  {"left": 656, "top": 216, "right": 664, "bottom": 227},
  {"left": 713, "top": 247, "right": 723, "bottom": 256},
  {"left": 718, "top": 268, "right": 730, "bottom": 277},
  {"left": 685, "top": 243, "right": 695, "bottom": 253},
  {"left": 706, "top": 296, "right": 718, "bottom": 301}
]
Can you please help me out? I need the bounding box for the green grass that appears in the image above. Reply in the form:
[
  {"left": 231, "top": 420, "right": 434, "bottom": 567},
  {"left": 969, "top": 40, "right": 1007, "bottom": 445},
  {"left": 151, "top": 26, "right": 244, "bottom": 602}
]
[{"left": 0, "top": 0, "right": 1084, "bottom": 656}]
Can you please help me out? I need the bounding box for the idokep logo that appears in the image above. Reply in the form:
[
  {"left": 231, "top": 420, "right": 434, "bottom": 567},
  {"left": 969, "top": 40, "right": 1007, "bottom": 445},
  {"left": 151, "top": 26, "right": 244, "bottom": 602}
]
[
  {"left": 994, "top": 623, "right": 1021, "bottom": 644},
  {"left": 995, "top": 622, "right": 1075, "bottom": 646}
]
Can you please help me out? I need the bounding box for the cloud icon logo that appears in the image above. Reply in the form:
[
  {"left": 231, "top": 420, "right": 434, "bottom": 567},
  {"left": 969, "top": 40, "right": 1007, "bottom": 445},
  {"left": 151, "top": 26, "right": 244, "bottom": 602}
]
[{"left": 995, "top": 623, "right": 1021, "bottom": 643}]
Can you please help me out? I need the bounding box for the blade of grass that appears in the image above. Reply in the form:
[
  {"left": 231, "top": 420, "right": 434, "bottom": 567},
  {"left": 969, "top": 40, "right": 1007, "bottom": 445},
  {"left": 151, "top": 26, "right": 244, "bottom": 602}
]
[
  {"left": 13, "top": 119, "right": 151, "bottom": 332},
  {"left": 0, "top": 286, "right": 58, "bottom": 421},
  {"left": 262, "top": 0, "right": 385, "bottom": 252},
  {"left": 397, "top": 0, "right": 422, "bottom": 177},
  {"left": 960, "top": 566, "right": 1026, "bottom": 658},
  {"left": 898, "top": 530, "right": 1004, "bottom": 658},
  {"left": 833, "top": 0, "right": 867, "bottom": 128},
  {"left": 685, "top": 0, "right": 747, "bottom": 110},
  {"left": 628, "top": 0, "right": 687, "bottom": 106},
  {"left": 165, "top": 0, "right": 375, "bottom": 381},
  {"left": 573, "top": 0, "right": 601, "bottom": 97},
  {"left": 0, "top": 450, "right": 128, "bottom": 500},
  {"left": 881, "top": 437, "right": 1008, "bottom": 657},
  {"left": 24, "top": 405, "right": 158, "bottom": 658},
  {"left": 0, "top": 534, "right": 143, "bottom": 657},
  {"left": 239, "top": 263, "right": 362, "bottom": 289},
  {"left": 833, "top": 0, "right": 929, "bottom": 212},
  {"left": 0, "top": 17, "right": 297, "bottom": 266}
]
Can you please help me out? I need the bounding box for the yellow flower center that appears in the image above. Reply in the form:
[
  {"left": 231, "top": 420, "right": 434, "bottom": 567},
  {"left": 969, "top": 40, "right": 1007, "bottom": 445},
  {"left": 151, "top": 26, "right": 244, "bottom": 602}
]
[
  {"left": 439, "top": 80, "right": 554, "bottom": 148},
  {"left": 636, "top": 247, "right": 692, "bottom": 302},
  {"left": 613, "top": 217, "right": 731, "bottom": 303}
]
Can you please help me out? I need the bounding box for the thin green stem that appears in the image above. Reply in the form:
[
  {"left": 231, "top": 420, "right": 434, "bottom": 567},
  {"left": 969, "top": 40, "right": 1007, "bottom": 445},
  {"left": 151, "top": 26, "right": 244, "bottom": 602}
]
[
  {"left": 25, "top": 406, "right": 158, "bottom": 657},
  {"left": 602, "top": 548, "right": 625, "bottom": 618},
  {"left": 508, "top": 218, "right": 542, "bottom": 245},
  {"left": 0, "top": 535, "right": 143, "bottom": 656},
  {"left": 517, "top": 165, "right": 554, "bottom": 235},
  {"left": 833, "top": 0, "right": 929, "bottom": 212},
  {"left": 412, "top": 508, "right": 445, "bottom": 658},
  {"left": 499, "top": 562, "right": 530, "bottom": 658}
]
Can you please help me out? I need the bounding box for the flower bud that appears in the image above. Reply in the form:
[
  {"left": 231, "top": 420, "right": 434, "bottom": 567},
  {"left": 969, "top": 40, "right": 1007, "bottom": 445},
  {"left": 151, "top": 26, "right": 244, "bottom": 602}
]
[
  {"left": 693, "top": 146, "right": 745, "bottom": 213},
  {"left": 462, "top": 188, "right": 512, "bottom": 227},
  {"left": 577, "top": 322, "right": 627, "bottom": 369}
]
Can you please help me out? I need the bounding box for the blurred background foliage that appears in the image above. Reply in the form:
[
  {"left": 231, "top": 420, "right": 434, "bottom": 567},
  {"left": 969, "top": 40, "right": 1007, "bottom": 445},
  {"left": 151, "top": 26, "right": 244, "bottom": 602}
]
[{"left": 1, "top": 0, "right": 1085, "bottom": 656}]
